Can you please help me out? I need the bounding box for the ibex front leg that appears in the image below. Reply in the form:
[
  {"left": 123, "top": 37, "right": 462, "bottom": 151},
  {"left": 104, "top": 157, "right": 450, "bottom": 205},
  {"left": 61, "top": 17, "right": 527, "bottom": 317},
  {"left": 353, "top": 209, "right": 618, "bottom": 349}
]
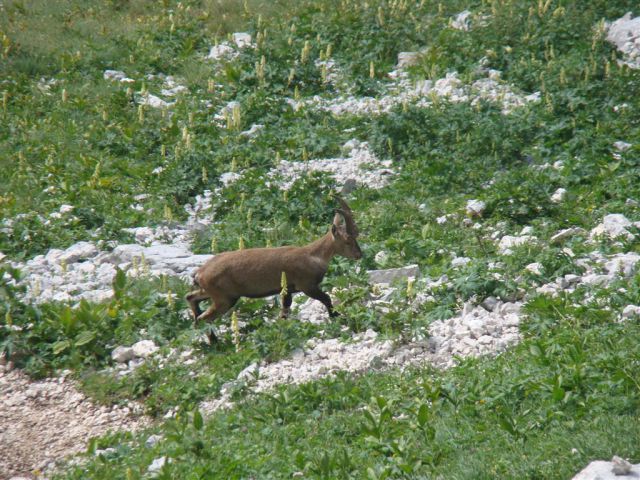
[
  {"left": 280, "top": 292, "right": 293, "bottom": 319},
  {"left": 303, "top": 287, "right": 338, "bottom": 318}
]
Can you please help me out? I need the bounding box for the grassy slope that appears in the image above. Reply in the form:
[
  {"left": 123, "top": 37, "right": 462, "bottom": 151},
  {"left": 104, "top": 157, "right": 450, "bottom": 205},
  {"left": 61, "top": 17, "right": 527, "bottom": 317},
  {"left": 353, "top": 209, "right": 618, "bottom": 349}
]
[{"left": 1, "top": 0, "right": 640, "bottom": 478}]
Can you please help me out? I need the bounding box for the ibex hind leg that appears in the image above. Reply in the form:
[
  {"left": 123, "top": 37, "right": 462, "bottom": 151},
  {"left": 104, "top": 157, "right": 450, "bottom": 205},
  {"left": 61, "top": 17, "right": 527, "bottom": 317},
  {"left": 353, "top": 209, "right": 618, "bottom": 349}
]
[{"left": 186, "top": 289, "right": 209, "bottom": 319}]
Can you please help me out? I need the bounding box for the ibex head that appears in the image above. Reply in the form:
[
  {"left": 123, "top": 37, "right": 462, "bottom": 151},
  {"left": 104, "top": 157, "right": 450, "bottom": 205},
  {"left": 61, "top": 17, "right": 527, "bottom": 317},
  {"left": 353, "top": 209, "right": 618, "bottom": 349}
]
[{"left": 331, "top": 196, "right": 362, "bottom": 260}]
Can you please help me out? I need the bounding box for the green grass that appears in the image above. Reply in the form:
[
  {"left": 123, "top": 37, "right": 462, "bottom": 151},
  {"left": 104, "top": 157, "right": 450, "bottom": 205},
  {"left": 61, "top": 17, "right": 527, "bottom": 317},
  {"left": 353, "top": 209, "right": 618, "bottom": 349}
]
[
  {"left": 1, "top": 0, "right": 640, "bottom": 477},
  {"left": 60, "top": 292, "right": 640, "bottom": 478}
]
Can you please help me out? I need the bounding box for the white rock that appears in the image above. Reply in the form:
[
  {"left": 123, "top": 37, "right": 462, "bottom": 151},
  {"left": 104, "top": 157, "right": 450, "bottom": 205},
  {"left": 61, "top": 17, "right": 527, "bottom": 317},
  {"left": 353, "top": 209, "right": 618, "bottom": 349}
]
[
  {"left": 59, "top": 241, "right": 98, "bottom": 264},
  {"left": 140, "top": 93, "right": 172, "bottom": 109},
  {"left": 297, "top": 297, "right": 329, "bottom": 324},
  {"left": 572, "top": 459, "right": 640, "bottom": 479},
  {"left": 269, "top": 140, "right": 393, "bottom": 191},
  {"left": 590, "top": 214, "right": 635, "bottom": 240},
  {"left": 207, "top": 43, "right": 234, "bottom": 60},
  {"left": 111, "top": 346, "right": 135, "bottom": 363},
  {"left": 237, "top": 362, "right": 259, "bottom": 382},
  {"left": 132, "top": 340, "right": 158, "bottom": 358},
  {"left": 297, "top": 69, "right": 537, "bottom": 118},
  {"left": 607, "top": 12, "right": 640, "bottom": 69},
  {"left": 564, "top": 274, "right": 581, "bottom": 286},
  {"left": 148, "top": 456, "right": 167, "bottom": 473},
  {"left": 367, "top": 265, "right": 419, "bottom": 284},
  {"left": 146, "top": 434, "right": 163, "bottom": 448},
  {"left": 104, "top": 70, "right": 127, "bottom": 81},
  {"left": 612, "top": 455, "right": 633, "bottom": 475},
  {"left": 219, "top": 171, "right": 242, "bottom": 187},
  {"left": 374, "top": 250, "right": 389, "bottom": 266},
  {"left": 621, "top": 305, "right": 640, "bottom": 319},
  {"left": 581, "top": 274, "right": 613, "bottom": 287},
  {"left": 613, "top": 141, "right": 632, "bottom": 151},
  {"left": 525, "top": 263, "right": 543, "bottom": 275},
  {"left": 232, "top": 32, "right": 252, "bottom": 47},
  {"left": 604, "top": 252, "right": 640, "bottom": 277},
  {"left": 451, "top": 257, "right": 471, "bottom": 268},
  {"left": 451, "top": 10, "right": 472, "bottom": 30},
  {"left": 397, "top": 52, "right": 420, "bottom": 68},
  {"left": 550, "top": 188, "right": 567, "bottom": 203},
  {"left": 466, "top": 199, "right": 486, "bottom": 217},
  {"left": 481, "top": 296, "right": 499, "bottom": 312},
  {"left": 498, "top": 235, "right": 536, "bottom": 254},
  {"left": 45, "top": 249, "right": 65, "bottom": 264},
  {"left": 550, "top": 227, "right": 585, "bottom": 244},
  {"left": 240, "top": 124, "right": 264, "bottom": 137}
]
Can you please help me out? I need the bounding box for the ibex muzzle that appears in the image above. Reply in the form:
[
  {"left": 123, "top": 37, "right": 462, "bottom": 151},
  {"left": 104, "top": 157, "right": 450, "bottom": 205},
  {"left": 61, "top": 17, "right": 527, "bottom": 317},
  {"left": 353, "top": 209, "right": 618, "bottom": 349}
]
[{"left": 186, "top": 197, "right": 362, "bottom": 340}]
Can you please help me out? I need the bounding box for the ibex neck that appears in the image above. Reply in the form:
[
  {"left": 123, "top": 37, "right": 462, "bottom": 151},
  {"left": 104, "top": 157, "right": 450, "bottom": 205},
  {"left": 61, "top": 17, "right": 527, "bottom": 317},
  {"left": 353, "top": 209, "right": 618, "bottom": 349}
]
[{"left": 305, "top": 231, "right": 336, "bottom": 263}]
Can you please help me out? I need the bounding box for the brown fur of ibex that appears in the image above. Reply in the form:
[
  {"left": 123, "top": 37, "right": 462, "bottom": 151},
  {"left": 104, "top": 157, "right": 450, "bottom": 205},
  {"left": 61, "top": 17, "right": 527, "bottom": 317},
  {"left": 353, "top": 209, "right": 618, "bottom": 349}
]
[{"left": 186, "top": 197, "right": 362, "bottom": 337}]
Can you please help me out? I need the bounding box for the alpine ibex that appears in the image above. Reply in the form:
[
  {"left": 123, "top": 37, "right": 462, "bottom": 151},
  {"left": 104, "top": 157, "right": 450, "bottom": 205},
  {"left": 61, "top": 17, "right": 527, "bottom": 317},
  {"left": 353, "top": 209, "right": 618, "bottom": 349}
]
[{"left": 186, "top": 197, "right": 362, "bottom": 337}]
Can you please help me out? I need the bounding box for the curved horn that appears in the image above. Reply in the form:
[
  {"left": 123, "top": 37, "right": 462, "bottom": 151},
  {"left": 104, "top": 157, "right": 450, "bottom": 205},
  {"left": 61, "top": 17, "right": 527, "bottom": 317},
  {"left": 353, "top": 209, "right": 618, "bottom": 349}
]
[{"left": 335, "top": 197, "right": 359, "bottom": 237}]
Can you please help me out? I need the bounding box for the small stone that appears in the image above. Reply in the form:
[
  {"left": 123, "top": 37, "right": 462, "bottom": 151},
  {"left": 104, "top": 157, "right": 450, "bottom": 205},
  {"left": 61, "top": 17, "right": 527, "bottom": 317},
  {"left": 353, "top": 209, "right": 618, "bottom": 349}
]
[
  {"left": 590, "top": 214, "right": 635, "bottom": 240},
  {"left": 451, "top": 257, "right": 471, "bottom": 268},
  {"left": 621, "top": 305, "right": 640, "bottom": 320},
  {"left": 551, "top": 188, "right": 567, "bottom": 203},
  {"left": 208, "top": 43, "right": 234, "bottom": 60},
  {"left": 536, "top": 283, "right": 561, "bottom": 297},
  {"left": 367, "top": 265, "right": 419, "bottom": 284},
  {"left": 581, "top": 274, "right": 614, "bottom": 287},
  {"left": 232, "top": 32, "right": 252, "bottom": 47},
  {"left": 218, "top": 172, "right": 241, "bottom": 187},
  {"left": 397, "top": 52, "right": 420, "bottom": 68},
  {"left": 129, "top": 358, "right": 145, "bottom": 369},
  {"left": 498, "top": 235, "right": 536, "bottom": 254},
  {"left": 466, "top": 199, "right": 486, "bottom": 217},
  {"left": 95, "top": 447, "right": 117, "bottom": 457},
  {"left": 564, "top": 274, "right": 581, "bottom": 286},
  {"left": 145, "top": 434, "right": 163, "bottom": 448},
  {"left": 103, "top": 69, "right": 126, "bottom": 81},
  {"left": 148, "top": 456, "right": 167, "bottom": 473},
  {"left": 525, "top": 263, "right": 543, "bottom": 275},
  {"left": 451, "top": 10, "right": 472, "bottom": 30},
  {"left": 237, "top": 362, "right": 259, "bottom": 381},
  {"left": 611, "top": 455, "right": 632, "bottom": 475},
  {"left": 111, "top": 346, "right": 135, "bottom": 363},
  {"left": 613, "top": 141, "right": 632, "bottom": 151},
  {"left": 481, "top": 296, "right": 499, "bottom": 312},
  {"left": 132, "top": 340, "right": 158, "bottom": 358},
  {"left": 604, "top": 252, "right": 640, "bottom": 278},
  {"left": 550, "top": 227, "right": 585, "bottom": 244},
  {"left": 374, "top": 250, "right": 388, "bottom": 266},
  {"left": 369, "top": 356, "right": 385, "bottom": 369}
]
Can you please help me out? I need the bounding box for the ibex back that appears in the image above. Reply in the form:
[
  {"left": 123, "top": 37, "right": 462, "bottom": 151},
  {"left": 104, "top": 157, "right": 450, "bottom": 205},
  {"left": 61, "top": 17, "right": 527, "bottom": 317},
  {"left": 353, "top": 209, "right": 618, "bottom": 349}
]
[{"left": 186, "top": 197, "right": 362, "bottom": 338}]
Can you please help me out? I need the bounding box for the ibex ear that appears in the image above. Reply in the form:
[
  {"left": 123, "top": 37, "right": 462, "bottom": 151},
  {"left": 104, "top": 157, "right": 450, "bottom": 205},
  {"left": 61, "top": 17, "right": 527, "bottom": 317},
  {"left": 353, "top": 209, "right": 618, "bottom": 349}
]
[
  {"left": 332, "top": 210, "right": 344, "bottom": 226},
  {"left": 331, "top": 223, "right": 338, "bottom": 238}
]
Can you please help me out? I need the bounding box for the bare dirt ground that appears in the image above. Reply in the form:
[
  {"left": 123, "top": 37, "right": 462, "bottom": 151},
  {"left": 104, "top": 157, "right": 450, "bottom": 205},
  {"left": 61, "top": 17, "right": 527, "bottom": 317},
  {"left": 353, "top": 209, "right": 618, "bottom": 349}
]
[{"left": 0, "top": 367, "right": 148, "bottom": 479}]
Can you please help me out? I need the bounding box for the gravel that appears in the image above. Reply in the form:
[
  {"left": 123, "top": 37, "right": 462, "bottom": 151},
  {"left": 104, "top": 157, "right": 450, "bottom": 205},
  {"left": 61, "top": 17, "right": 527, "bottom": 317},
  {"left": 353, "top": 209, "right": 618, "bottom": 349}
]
[
  {"left": 268, "top": 140, "right": 394, "bottom": 191},
  {"left": 0, "top": 369, "right": 147, "bottom": 479}
]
